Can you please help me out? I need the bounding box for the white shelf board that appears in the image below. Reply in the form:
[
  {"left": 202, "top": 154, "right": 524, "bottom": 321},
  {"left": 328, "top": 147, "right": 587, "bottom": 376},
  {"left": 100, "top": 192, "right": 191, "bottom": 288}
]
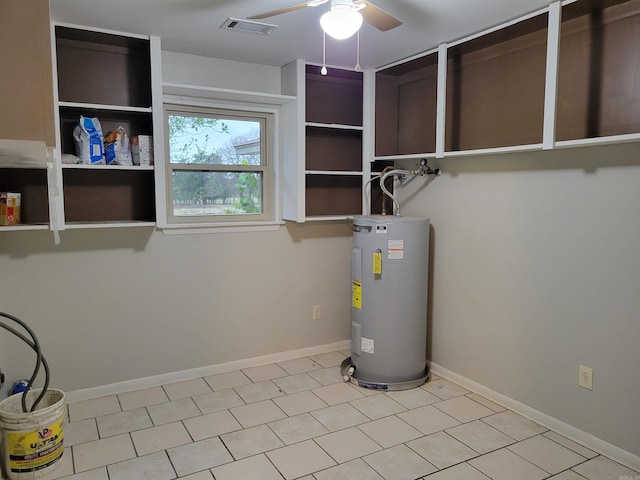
[
  {"left": 163, "top": 82, "right": 296, "bottom": 106},
  {"left": 0, "top": 224, "right": 49, "bottom": 232},
  {"left": 374, "top": 152, "right": 437, "bottom": 161},
  {"left": 61, "top": 164, "right": 154, "bottom": 171},
  {"left": 305, "top": 122, "right": 364, "bottom": 131},
  {"left": 53, "top": 21, "right": 151, "bottom": 40},
  {"left": 64, "top": 220, "right": 156, "bottom": 230},
  {"left": 304, "top": 215, "right": 354, "bottom": 222},
  {"left": 555, "top": 133, "right": 640, "bottom": 149},
  {"left": 443, "top": 143, "right": 544, "bottom": 157},
  {"left": 305, "top": 170, "right": 363, "bottom": 176},
  {"left": 58, "top": 101, "right": 152, "bottom": 113}
]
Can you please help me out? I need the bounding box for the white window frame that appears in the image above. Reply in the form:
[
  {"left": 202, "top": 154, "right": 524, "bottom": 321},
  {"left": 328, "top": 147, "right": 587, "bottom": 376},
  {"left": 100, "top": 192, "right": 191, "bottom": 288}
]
[{"left": 158, "top": 99, "right": 282, "bottom": 233}]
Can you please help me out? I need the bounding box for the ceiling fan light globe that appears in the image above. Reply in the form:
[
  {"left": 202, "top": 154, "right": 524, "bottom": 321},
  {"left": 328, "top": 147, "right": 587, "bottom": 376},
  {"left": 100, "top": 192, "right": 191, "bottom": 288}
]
[{"left": 320, "top": 6, "right": 363, "bottom": 39}]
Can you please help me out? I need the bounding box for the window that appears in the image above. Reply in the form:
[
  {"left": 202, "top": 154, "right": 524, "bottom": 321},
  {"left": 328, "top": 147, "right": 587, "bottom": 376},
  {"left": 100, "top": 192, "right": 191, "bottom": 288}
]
[{"left": 164, "top": 104, "right": 274, "bottom": 225}]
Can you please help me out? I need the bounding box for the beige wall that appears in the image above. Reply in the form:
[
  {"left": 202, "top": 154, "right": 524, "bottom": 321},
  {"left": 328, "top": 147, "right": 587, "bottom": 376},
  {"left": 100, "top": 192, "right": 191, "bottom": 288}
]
[
  {"left": 0, "top": 51, "right": 355, "bottom": 394},
  {"left": 0, "top": 222, "right": 352, "bottom": 391},
  {"left": 2, "top": 45, "right": 639, "bottom": 463},
  {"left": 161, "top": 51, "right": 283, "bottom": 94},
  {"left": 397, "top": 141, "right": 640, "bottom": 457}
]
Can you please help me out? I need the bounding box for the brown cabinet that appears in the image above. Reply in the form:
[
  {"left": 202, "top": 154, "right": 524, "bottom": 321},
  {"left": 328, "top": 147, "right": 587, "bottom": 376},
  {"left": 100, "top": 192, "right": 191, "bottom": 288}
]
[
  {"left": 0, "top": 0, "right": 55, "bottom": 146},
  {"left": 53, "top": 25, "right": 156, "bottom": 226},
  {"left": 556, "top": 0, "right": 640, "bottom": 142},
  {"left": 375, "top": 52, "right": 438, "bottom": 157},
  {"left": 0, "top": 1, "right": 54, "bottom": 230},
  {"left": 282, "top": 62, "right": 365, "bottom": 221},
  {"left": 445, "top": 12, "right": 549, "bottom": 152},
  {"left": 373, "top": 0, "right": 640, "bottom": 157},
  {"left": 305, "top": 65, "right": 363, "bottom": 218},
  {"left": 0, "top": 169, "right": 49, "bottom": 226},
  {"left": 306, "top": 66, "right": 363, "bottom": 126}
]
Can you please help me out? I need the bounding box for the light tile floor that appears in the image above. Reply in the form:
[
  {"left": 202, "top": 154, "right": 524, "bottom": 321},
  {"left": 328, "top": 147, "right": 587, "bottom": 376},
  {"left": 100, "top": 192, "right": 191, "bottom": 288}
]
[{"left": 37, "top": 349, "right": 638, "bottom": 480}]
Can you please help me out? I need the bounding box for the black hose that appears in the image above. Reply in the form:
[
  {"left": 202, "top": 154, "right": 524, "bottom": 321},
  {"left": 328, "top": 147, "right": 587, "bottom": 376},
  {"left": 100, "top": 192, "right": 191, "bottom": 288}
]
[
  {"left": 0, "top": 312, "right": 50, "bottom": 412},
  {"left": 0, "top": 321, "right": 50, "bottom": 412},
  {"left": 0, "top": 314, "right": 42, "bottom": 412}
]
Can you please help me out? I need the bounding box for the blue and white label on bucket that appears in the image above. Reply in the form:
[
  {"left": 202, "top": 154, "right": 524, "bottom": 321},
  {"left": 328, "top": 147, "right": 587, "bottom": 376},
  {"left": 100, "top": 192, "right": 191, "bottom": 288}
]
[
  {"left": 361, "top": 337, "right": 374, "bottom": 354},
  {"left": 387, "top": 240, "right": 404, "bottom": 259}
]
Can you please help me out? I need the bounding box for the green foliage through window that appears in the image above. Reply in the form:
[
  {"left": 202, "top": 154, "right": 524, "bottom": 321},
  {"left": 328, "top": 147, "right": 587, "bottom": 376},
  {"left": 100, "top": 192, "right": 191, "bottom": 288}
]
[{"left": 165, "top": 107, "right": 270, "bottom": 220}]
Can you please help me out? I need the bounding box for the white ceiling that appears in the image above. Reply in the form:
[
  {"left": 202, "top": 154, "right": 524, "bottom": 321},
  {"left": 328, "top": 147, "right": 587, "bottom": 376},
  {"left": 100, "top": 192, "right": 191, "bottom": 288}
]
[{"left": 49, "top": 0, "right": 553, "bottom": 70}]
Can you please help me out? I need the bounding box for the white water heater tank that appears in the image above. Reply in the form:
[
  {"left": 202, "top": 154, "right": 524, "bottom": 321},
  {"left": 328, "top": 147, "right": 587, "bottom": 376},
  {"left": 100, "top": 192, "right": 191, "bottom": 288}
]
[{"left": 346, "top": 215, "right": 429, "bottom": 390}]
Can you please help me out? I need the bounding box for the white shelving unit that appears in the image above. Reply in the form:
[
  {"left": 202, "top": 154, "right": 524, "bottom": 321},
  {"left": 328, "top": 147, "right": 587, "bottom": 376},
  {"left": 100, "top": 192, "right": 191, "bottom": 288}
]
[
  {"left": 372, "top": 0, "right": 640, "bottom": 162},
  {"left": 50, "top": 23, "right": 160, "bottom": 230},
  {"left": 281, "top": 60, "right": 371, "bottom": 223}
]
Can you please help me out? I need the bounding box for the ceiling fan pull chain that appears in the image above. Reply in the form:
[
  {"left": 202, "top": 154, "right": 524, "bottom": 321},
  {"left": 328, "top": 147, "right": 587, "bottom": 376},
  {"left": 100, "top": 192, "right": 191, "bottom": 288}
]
[
  {"left": 321, "top": 31, "right": 328, "bottom": 75},
  {"left": 355, "top": 29, "right": 361, "bottom": 71}
]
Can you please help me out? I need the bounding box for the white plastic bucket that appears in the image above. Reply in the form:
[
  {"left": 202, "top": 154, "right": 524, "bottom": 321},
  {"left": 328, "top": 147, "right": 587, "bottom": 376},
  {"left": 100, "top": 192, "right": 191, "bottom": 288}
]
[{"left": 0, "top": 389, "right": 65, "bottom": 480}]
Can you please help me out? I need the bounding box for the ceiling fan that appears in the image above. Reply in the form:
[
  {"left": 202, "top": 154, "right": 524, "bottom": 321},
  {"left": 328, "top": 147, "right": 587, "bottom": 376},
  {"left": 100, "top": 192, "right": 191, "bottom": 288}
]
[{"left": 247, "top": 0, "right": 402, "bottom": 39}]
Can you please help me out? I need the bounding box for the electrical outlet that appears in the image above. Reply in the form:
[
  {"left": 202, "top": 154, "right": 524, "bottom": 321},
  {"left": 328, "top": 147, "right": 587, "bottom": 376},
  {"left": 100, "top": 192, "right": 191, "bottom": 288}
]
[
  {"left": 313, "top": 304, "right": 321, "bottom": 320},
  {"left": 578, "top": 365, "right": 593, "bottom": 390}
]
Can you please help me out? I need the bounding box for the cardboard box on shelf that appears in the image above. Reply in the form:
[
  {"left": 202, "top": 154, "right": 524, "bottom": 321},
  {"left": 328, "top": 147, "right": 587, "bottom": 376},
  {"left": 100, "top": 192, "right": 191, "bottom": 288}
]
[
  {"left": 131, "top": 135, "right": 153, "bottom": 166},
  {"left": 0, "top": 192, "right": 21, "bottom": 225}
]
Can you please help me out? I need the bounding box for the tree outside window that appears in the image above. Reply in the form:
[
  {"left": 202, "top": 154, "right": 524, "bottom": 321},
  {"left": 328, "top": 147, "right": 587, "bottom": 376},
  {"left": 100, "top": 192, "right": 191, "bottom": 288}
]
[{"left": 165, "top": 105, "right": 273, "bottom": 223}]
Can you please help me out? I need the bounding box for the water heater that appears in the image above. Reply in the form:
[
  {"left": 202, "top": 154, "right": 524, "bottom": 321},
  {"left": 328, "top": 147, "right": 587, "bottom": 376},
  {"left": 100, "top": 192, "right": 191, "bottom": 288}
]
[{"left": 343, "top": 215, "right": 430, "bottom": 390}]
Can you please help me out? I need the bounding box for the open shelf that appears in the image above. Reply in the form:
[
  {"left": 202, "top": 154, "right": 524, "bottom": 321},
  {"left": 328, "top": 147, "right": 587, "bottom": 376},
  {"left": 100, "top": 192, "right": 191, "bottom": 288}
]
[
  {"left": 556, "top": 0, "right": 640, "bottom": 142},
  {"left": 62, "top": 169, "right": 155, "bottom": 223},
  {"left": 305, "top": 175, "right": 363, "bottom": 217},
  {"left": 305, "top": 127, "right": 363, "bottom": 172},
  {"left": 58, "top": 106, "right": 152, "bottom": 158},
  {"left": 301, "top": 64, "right": 365, "bottom": 221},
  {"left": 445, "top": 11, "right": 549, "bottom": 151},
  {"left": 375, "top": 51, "right": 439, "bottom": 157},
  {"left": 53, "top": 24, "right": 157, "bottom": 228},
  {"left": 306, "top": 65, "right": 363, "bottom": 126},
  {"left": 55, "top": 26, "right": 151, "bottom": 108},
  {"left": 0, "top": 168, "right": 49, "bottom": 225}
]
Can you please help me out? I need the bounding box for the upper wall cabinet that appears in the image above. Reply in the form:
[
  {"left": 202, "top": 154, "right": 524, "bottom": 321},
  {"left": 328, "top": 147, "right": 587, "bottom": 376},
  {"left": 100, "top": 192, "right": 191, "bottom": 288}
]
[
  {"left": 445, "top": 12, "right": 549, "bottom": 152},
  {"left": 375, "top": 52, "right": 438, "bottom": 158},
  {"left": 0, "top": 1, "right": 54, "bottom": 232},
  {"left": 55, "top": 27, "right": 151, "bottom": 108},
  {"left": 0, "top": 0, "right": 55, "bottom": 146},
  {"left": 372, "top": 0, "right": 640, "bottom": 159},
  {"left": 281, "top": 60, "right": 368, "bottom": 222},
  {"left": 53, "top": 25, "right": 158, "bottom": 228},
  {"left": 556, "top": 0, "right": 640, "bottom": 144},
  {"left": 305, "top": 65, "right": 364, "bottom": 219}
]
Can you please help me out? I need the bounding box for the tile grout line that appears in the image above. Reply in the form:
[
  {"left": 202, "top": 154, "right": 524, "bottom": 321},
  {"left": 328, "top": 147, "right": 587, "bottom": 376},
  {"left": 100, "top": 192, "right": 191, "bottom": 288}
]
[{"left": 62, "top": 356, "right": 640, "bottom": 479}]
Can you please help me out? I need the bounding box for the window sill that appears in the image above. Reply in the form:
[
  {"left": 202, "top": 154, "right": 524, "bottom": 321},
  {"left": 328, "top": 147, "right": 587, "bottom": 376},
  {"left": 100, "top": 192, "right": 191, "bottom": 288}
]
[{"left": 159, "top": 220, "right": 284, "bottom": 235}]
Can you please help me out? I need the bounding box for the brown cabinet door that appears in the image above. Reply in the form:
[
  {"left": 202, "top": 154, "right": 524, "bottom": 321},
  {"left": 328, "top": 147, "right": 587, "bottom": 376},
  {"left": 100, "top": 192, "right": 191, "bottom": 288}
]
[{"left": 0, "top": 0, "right": 55, "bottom": 146}]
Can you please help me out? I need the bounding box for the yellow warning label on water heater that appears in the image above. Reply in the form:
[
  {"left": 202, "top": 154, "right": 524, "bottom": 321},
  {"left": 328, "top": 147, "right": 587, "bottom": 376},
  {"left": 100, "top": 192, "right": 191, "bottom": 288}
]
[
  {"left": 373, "top": 251, "right": 382, "bottom": 274},
  {"left": 352, "top": 280, "right": 362, "bottom": 309},
  {"left": 7, "top": 417, "right": 64, "bottom": 473}
]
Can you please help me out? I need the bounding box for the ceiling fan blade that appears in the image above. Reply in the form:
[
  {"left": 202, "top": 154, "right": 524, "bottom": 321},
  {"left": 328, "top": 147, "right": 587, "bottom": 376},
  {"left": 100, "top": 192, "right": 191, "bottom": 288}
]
[
  {"left": 356, "top": 0, "right": 402, "bottom": 31},
  {"left": 247, "top": 3, "right": 309, "bottom": 20},
  {"left": 247, "top": 0, "right": 329, "bottom": 20}
]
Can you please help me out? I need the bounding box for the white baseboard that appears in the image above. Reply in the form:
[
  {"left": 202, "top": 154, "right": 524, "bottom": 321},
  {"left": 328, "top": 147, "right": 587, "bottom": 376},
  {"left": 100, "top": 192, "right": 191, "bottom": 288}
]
[
  {"left": 65, "top": 340, "right": 351, "bottom": 403},
  {"left": 430, "top": 362, "right": 640, "bottom": 472}
]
